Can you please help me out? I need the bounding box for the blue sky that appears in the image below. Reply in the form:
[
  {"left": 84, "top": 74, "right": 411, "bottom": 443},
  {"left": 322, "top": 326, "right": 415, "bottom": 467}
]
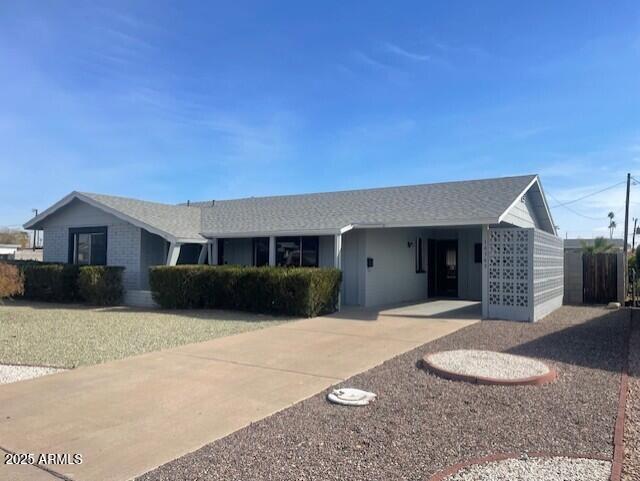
[{"left": 1, "top": 1, "right": 639, "bottom": 240}]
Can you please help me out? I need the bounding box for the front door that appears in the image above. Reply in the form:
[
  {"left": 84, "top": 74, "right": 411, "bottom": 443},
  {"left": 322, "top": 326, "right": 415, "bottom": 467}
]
[{"left": 428, "top": 239, "right": 458, "bottom": 297}]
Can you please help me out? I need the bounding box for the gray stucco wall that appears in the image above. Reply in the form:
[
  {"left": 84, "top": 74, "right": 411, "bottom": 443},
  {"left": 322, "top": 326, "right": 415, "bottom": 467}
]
[
  {"left": 362, "top": 227, "right": 428, "bottom": 307},
  {"left": 340, "top": 227, "right": 483, "bottom": 307},
  {"left": 40, "top": 198, "right": 144, "bottom": 290},
  {"left": 342, "top": 230, "right": 366, "bottom": 306},
  {"left": 140, "top": 230, "right": 167, "bottom": 289},
  {"left": 318, "top": 236, "right": 335, "bottom": 268}
]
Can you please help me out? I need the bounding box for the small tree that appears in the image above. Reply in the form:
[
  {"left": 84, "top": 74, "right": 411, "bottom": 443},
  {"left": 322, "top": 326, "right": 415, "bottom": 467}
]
[
  {"left": 0, "top": 264, "right": 24, "bottom": 300},
  {"left": 608, "top": 212, "right": 616, "bottom": 239},
  {"left": 581, "top": 237, "right": 615, "bottom": 254}
]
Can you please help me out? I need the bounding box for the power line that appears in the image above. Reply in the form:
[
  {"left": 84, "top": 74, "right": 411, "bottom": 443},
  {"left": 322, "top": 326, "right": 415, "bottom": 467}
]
[
  {"left": 549, "top": 180, "right": 627, "bottom": 208},
  {"left": 547, "top": 192, "right": 608, "bottom": 221}
]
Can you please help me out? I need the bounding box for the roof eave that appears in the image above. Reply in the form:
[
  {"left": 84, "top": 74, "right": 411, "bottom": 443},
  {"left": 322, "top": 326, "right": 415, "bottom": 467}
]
[{"left": 23, "top": 191, "right": 196, "bottom": 243}]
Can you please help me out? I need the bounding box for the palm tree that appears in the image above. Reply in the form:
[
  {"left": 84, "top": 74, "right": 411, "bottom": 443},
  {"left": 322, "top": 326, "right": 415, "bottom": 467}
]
[
  {"left": 608, "top": 212, "right": 616, "bottom": 239},
  {"left": 581, "top": 236, "right": 615, "bottom": 254}
]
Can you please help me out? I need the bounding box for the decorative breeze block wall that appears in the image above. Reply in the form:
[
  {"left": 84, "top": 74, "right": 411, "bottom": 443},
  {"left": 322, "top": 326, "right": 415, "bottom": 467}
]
[
  {"left": 486, "top": 227, "right": 563, "bottom": 322},
  {"left": 532, "top": 229, "right": 564, "bottom": 320}
]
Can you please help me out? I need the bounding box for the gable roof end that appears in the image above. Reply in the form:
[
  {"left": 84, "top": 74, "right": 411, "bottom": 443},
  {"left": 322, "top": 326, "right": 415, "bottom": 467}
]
[{"left": 24, "top": 192, "right": 205, "bottom": 243}]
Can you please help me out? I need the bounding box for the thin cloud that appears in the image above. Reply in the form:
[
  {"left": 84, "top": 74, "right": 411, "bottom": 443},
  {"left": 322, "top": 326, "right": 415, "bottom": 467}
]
[
  {"left": 352, "top": 50, "right": 394, "bottom": 70},
  {"left": 382, "top": 42, "right": 431, "bottom": 62}
]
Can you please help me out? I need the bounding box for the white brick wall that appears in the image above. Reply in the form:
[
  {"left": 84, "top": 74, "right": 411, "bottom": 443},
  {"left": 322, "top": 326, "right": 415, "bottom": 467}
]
[
  {"left": 108, "top": 224, "right": 142, "bottom": 290},
  {"left": 43, "top": 226, "right": 68, "bottom": 262}
]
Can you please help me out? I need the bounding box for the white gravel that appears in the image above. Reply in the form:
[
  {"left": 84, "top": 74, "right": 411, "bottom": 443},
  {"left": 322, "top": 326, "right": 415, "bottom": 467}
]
[
  {"left": 427, "top": 349, "right": 550, "bottom": 380},
  {"left": 0, "top": 364, "right": 65, "bottom": 384},
  {"left": 442, "top": 456, "right": 611, "bottom": 481}
]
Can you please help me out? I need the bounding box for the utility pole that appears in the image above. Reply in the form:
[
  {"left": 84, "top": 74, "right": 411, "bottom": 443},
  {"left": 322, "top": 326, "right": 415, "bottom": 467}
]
[
  {"left": 31, "top": 209, "right": 38, "bottom": 250},
  {"left": 624, "top": 173, "right": 631, "bottom": 301}
]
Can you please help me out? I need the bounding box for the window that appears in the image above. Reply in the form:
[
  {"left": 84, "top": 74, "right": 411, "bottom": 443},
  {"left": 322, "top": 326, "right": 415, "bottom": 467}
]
[
  {"left": 253, "top": 237, "right": 269, "bottom": 267},
  {"left": 474, "top": 243, "right": 482, "bottom": 263},
  {"left": 276, "top": 236, "right": 319, "bottom": 267},
  {"left": 301, "top": 236, "right": 319, "bottom": 267},
  {"left": 68, "top": 227, "right": 107, "bottom": 265},
  {"left": 415, "top": 237, "right": 425, "bottom": 273}
]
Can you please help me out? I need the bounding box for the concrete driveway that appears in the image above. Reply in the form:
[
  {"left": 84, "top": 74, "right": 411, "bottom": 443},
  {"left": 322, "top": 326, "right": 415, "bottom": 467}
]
[{"left": 0, "top": 300, "right": 479, "bottom": 481}]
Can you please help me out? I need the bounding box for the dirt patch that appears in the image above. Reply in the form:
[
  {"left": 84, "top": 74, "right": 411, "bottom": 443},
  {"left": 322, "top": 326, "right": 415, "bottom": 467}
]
[{"left": 138, "top": 306, "right": 626, "bottom": 481}]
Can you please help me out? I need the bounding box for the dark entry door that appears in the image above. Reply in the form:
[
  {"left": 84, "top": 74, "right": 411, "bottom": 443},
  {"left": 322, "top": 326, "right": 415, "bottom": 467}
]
[{"left": 427, "top": 239, "right": 458, "bottom": 297}]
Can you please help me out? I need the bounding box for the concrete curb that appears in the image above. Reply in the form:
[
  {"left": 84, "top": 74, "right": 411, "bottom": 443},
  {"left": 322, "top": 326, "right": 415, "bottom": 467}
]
[{"left": 421, "top": 353, "right": 557, "bottom": 386}]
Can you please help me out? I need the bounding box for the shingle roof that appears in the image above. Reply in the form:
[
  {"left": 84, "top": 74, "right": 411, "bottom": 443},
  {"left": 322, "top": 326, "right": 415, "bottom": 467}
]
[
  {"left": 26, "top": 175, "right": 544, "bottom": 240},
  {"left": 199, "top": 174, "right": 538, "bottom": 236},
  {"left": 79, "top": 192, "right": 203, "bottom": 240}
]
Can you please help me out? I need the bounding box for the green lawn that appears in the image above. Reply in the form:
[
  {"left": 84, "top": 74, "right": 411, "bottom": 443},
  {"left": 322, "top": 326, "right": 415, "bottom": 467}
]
[{"left": 0, "top": 300, "right": 292, "bottom": 368}]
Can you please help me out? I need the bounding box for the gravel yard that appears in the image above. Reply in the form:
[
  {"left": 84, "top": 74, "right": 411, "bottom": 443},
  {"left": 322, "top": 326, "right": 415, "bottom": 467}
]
[
  {"left": 0, "top": 300, "right": 290, "bottom": 368},
  {"left": 138, "top": 306, "right": 627, "bottom": 481},
  {"left": 622, "top": 316, "right": 640, "bottom": 481}
]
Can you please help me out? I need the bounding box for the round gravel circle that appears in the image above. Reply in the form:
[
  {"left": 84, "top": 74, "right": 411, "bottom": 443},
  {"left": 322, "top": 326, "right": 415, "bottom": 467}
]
[
  {"left": 434, "top": 456, "right": 611, "bottom": 481},
  {"left": 423, "top": 349, "right": 556, "bottom": 385}
]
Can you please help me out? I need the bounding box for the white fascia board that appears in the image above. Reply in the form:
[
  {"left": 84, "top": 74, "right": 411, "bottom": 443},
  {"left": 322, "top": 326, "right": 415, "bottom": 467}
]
[
  {"left": 175, "top": 237, "right": 208, "bottom": 244},
  {"left": 23, "top": 191, "right": 79, "bottom": 229},
  {"left": 23, "top": 191, "right": 185, "bottom": 244},
  {"left": 200, "top": 227, "right": 346, "bottom": 238},
  {"left": 533, "top": 177, "right": 558, "bottom": 235},
  {"left": 350, "top": 218, "right": 499, "bottom": 229}
]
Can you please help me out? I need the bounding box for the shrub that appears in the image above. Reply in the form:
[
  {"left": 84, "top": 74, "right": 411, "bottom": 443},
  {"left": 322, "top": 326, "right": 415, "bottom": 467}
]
[
  {"left": 0, "top": 263, "right": 24, "bottom": 299},
  {"left": 8, "top": 261, "right": 125, "bottom": 305},
  {"left": 77, "top": 266, "right": 125, "bottom": 306},
  {"left": 149, "top": 265, "right": 342, "bottom": 317},
  {"left": 13, "top": 261, "right": 80, "bottom": 302}
]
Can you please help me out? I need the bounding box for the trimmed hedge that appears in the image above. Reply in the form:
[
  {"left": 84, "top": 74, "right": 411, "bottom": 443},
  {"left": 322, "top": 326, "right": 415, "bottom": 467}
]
[
  {"left": 14, "top": 262, "right": 80, "bottom": 302},
  {"left": 78, "top": 266, "right": 124, "bottom": 306},
  {"left": 149, "top": 265, "right": 342, "bottom": 317},
  {"left": 7, "top": 261, "right": 124, "bottom": 306}
]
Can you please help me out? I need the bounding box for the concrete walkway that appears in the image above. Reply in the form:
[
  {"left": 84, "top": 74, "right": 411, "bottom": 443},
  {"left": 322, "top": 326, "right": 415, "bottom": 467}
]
[{"left": 0, "top": 300, "right": 479, "bottom": 481}]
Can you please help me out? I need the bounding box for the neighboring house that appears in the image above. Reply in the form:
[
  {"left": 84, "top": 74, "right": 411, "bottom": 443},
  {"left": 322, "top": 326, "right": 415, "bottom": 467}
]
[
  {"left": 23, "top": 174, "right": 563, "bottom": 321},
  {"left": 0, "top": 244, "right": 20, "bottom": 260},
  {"left": 14, "top": 247, "right": 43, "bottom": 261}
]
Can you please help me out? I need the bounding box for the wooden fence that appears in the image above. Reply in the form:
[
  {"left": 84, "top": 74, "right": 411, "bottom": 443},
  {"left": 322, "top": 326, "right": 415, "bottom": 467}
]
[{"left": 582, "top": 253, "right": 618, "bottom": 304}]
